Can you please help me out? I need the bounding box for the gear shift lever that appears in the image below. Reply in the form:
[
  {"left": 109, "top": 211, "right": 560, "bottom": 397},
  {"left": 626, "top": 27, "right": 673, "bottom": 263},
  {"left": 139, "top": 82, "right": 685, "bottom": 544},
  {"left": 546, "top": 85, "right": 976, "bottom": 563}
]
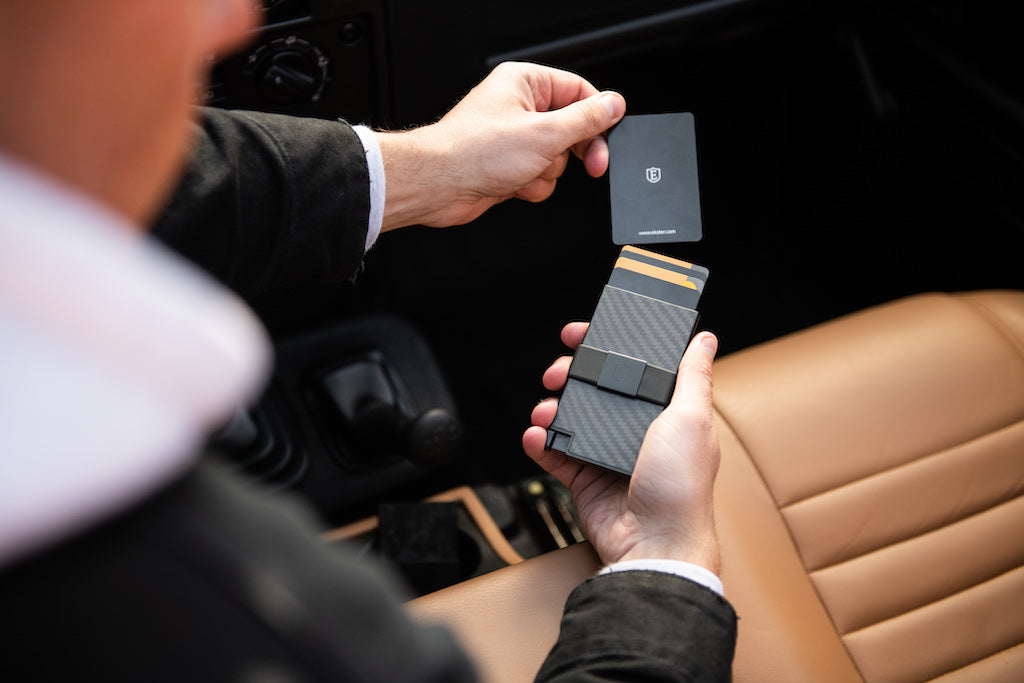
[{"left": 321, "top": 354, "right": 462, "bottom": 468}]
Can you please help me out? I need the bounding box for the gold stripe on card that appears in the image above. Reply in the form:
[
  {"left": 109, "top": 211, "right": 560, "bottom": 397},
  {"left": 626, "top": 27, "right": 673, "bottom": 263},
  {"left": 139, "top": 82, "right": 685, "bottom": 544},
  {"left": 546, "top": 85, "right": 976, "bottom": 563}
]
[
  {"left": 614, "top": 258, "right": 698, "bottom": 290},
  {"left": 621, "top": 245, "right": 695, "bottom": 270}
]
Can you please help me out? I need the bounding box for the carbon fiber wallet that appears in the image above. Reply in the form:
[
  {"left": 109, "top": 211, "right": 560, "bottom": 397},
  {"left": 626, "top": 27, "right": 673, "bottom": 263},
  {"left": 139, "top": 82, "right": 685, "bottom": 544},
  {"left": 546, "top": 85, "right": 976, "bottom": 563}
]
[{"left": 545, "top": 246, "right": 708, "bottom": 475}]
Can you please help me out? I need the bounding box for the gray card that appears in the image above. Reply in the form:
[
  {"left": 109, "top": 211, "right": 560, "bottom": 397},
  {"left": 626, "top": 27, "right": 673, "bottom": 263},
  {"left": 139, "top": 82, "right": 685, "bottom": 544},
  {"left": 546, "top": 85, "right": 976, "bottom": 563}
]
[{"left": 608, "top": 113, "right": 703, "bottom": 245}]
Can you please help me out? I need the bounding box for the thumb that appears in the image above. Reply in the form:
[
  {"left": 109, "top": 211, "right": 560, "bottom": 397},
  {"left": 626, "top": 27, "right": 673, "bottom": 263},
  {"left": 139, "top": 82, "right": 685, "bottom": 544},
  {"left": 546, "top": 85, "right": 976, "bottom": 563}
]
[
  {"left": 546, "top": 91, "right": 626, "bottom": 145},
  {"left": 670, "top": 331, "right": 718, "bottom": 413}
]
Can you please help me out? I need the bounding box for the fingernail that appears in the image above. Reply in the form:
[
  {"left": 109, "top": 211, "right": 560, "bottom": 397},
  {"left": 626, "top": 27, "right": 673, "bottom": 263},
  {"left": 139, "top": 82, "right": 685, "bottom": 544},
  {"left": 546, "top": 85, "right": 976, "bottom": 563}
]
[
  {"left": 600, "top": 92, "right": 623, "bottom": 119},
  {"left": 701, "top": 333, "right": 719, "bottom": 360}
]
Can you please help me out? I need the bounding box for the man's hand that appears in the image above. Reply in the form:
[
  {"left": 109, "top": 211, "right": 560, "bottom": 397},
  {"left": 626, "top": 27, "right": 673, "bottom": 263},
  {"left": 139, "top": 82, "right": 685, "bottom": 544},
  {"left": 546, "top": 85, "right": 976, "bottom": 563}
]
[
  {"left": 523, "top": 323, "right": 722, "bottom": 574},
  {"left": 376, "top": 62, "right": 626, "bottom": 231}
]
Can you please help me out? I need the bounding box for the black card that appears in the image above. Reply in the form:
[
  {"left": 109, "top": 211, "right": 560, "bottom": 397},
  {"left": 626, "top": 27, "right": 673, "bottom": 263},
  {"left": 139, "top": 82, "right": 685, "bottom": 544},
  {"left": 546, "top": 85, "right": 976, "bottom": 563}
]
[{"left": 608, "top": 113, "right": 703, "bottom": 245}]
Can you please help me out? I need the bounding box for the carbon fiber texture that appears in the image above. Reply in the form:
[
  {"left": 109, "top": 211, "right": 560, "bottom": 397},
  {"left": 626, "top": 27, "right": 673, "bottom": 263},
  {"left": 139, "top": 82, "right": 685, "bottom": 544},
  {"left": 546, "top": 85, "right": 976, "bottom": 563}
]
[
  {"left": 549, "top": 379, "right": 664, "bottom": 475},
  {"left": 586, "top": 286, "right": 697, "bottom": 370},
  {"left": 548, "top": 286, "right": 698, "bottom": 474}
]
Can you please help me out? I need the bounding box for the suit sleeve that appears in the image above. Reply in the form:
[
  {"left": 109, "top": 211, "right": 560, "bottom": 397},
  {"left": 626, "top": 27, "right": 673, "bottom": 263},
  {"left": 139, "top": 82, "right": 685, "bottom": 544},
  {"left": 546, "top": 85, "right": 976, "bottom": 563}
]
[
  {"left": 536, "top": 571, "right": 738, "bottom": 682},
  {"left": 151, "top": 108, "right": 372, "bottom": 298}
]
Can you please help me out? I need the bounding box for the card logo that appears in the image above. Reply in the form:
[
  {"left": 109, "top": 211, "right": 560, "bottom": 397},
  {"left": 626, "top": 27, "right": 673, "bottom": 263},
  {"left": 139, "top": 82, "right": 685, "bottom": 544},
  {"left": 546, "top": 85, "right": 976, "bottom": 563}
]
[{"left": 645, "top": 167, "right": 662, "bottom": 184}]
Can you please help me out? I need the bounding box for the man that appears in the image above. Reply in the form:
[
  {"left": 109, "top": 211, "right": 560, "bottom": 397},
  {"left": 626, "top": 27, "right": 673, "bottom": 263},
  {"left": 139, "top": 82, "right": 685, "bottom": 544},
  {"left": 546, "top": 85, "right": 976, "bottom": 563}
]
[{"left": 0, "top": 1, "right": 736, "bottom": 680}]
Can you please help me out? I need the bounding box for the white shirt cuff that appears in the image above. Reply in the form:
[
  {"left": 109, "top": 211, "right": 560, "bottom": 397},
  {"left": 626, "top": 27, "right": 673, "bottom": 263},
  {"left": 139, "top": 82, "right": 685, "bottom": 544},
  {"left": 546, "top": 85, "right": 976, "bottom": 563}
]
[
  {"left": 599, "top": 559, "right": 724, "bottom": 597},
  {"left": 352, "top": 124, "right": 384, "bottom": 253}
]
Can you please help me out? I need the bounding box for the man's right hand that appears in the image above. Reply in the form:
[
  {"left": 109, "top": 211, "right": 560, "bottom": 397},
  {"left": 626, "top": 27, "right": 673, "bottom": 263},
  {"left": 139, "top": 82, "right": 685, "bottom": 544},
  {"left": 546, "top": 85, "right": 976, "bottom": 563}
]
[{"left": 374, "top": 62, "right": 626, "bottom": 232}]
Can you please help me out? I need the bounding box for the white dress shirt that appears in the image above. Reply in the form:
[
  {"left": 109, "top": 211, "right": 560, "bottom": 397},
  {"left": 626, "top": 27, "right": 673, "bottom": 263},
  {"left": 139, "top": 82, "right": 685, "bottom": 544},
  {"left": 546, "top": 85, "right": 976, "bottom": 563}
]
[{"left": 0, "top": 154, "right": 269, "bottom": 567}]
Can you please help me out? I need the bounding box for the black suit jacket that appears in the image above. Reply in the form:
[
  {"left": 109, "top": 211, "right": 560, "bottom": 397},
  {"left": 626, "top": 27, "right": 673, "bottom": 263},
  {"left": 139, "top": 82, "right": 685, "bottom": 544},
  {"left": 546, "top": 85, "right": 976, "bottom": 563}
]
[
  {"left": 2, "top": 109, "right": 737, "bottom": 682},
  {"left": 153, "top": 108, "right": 372, "bottom": 299}
]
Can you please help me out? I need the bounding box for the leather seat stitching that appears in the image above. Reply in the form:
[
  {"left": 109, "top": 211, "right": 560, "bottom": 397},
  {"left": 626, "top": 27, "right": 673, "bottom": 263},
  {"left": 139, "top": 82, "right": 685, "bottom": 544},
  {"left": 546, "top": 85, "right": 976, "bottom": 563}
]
[
  {"left": 931, "top": 641, "right": 1024, "bottom": 679},
  {"left": 712, "top": 404, "right": 779, "bottom": 510},
  {"left": 807, "top": 489, "right": 1024, "bottom": 597},
  {"left": 781, "top": 416, "right": 1024, "bottom": 510},
  {"left": 837, "top": 563, "right": 1024, "bottom": 640},
  {"left": 955, "top": 292, "right": 1024, "bottom": 361},
  {"left": 791, "top": 423, "right": 1024, "bottom": 574},
  {"left": 780, "top": 416, "right": 1024, "bottom": 512},
  {"left": 739, "top": 292, "right": 1024, "bottom": 510},
  {"left": 713, "top": 404, "right": 866, "bottom": 680}
]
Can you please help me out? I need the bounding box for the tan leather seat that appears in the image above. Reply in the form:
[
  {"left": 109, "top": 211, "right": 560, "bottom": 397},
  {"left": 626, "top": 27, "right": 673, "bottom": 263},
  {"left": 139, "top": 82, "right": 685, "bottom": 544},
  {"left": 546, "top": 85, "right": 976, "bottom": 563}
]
[{"left": 409, "top": 290, "right": 1024, "bottom": 682}]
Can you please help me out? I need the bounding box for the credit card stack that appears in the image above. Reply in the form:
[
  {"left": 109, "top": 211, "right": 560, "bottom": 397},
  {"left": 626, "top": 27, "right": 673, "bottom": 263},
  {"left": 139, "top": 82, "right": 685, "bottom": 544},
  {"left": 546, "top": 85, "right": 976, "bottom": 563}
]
[{"left": 545, "top": 246, "right": 709, "bottom": 475}]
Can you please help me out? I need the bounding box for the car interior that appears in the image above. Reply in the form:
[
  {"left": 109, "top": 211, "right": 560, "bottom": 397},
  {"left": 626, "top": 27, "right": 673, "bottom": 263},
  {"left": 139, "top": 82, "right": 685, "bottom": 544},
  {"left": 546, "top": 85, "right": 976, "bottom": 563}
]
[{"left": 206, "top": 0, "right": 1024, "bottom": 680}]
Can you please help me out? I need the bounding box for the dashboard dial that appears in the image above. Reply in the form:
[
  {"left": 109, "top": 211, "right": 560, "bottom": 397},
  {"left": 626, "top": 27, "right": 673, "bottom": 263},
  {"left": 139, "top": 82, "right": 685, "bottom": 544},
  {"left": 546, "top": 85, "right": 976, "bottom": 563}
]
[{"left": 246, "top": 36, "right": 330, "bottom": 106}]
